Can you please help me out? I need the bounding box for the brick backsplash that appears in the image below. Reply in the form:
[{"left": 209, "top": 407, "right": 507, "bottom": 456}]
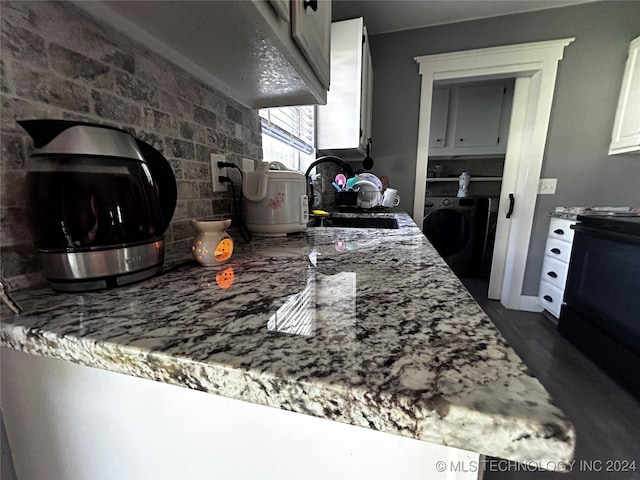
[{"left": 0, "top": 1, "right": 263, "bottom": 289}]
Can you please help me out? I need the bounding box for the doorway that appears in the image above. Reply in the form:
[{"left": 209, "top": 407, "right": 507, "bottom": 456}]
[{"left": 413, "top": 39, "right": 574, "bottom": 311}]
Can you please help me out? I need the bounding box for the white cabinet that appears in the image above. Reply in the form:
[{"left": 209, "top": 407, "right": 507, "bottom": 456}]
[
  {"left": 291, "top": 0, "right": 331, "bottom": 89},
  {"left": 74, "top": 0, "right": 331, "bottom": 108},
  {"left": 538, "top": 217, "right": 576, "bottom": 318},
  {"left": 429, "top": 80, "right": 513, "bottom": 157},
  {"left": 429, "top": 88, "right": 451, "bottom": 150},
  {"left": 316, "top": 17, "right": 373, "bottom": 155},
  {"left": 609, "top": 36, "right": 640, "bottom": 155}
]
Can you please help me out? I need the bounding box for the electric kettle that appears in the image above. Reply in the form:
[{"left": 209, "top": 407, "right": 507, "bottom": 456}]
[{"left": 19, "top": 119, "right": 177, "bottom": 291}]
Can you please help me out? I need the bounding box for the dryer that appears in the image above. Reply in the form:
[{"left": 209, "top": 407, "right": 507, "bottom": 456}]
[{"left": 423, "top": 197, "right": 488, "bottom": 277}]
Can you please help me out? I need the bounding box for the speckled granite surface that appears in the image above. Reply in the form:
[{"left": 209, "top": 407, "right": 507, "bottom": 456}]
[{"left": 0, "top": 213, "right": 575, "bottom": 465}]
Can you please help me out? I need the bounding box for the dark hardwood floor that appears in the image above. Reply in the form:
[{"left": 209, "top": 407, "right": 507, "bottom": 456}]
[{"left": 460, "top": 278, "right": 640, "bottom": 480}]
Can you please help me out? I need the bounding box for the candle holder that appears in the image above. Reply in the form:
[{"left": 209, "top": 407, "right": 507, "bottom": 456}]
[{"left": 190, "top": 218, "right": 233, "bottom": 266}]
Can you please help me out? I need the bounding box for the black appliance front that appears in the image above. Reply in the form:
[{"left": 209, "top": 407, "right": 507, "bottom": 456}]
[
  {"left": 559, "top": 215, "right": 640, "bottom": 399},
  {"left": 479, "top": 197, "right": 499, "bottom": 278},
  {"left": 423, "top": 197, "right": 488, "bottom": 277},
  {"left": 20, "top": 119, "right": 177, "bottom": 291}
]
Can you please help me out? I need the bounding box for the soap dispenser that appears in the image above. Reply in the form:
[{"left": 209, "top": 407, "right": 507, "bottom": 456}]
[{"left": 457, "top": 172, "right": 470, "bottom": 198}]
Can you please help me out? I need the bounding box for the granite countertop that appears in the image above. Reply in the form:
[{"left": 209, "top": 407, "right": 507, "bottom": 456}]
[{"left": 0, "top": 212, "right": 575, "bottom": 465}]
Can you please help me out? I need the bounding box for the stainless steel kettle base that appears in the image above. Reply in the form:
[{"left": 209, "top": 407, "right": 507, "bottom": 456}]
[{"left": 46, "top": 264, "right": 163, "bottom": 292}]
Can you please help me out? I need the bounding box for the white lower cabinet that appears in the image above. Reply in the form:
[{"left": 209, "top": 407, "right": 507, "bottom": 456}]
[{"left": 538, "top": 217, "right": 576, "bottom": 318}]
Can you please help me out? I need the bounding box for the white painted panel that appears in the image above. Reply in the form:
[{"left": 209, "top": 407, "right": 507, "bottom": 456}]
[
  {"left": 1, "top": 349, "right": 481, "bottom": 480},
  {"left": 316, "top": 18, "right": 365, "bottom": 151},
  {"left": 291, "top": 0, "right": 332, "bottom": 88}
]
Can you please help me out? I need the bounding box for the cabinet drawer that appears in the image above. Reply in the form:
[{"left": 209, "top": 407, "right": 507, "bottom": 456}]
[
  {"left": 548, "top": 217, "right": 576, "bottom": 243},
  {"left": 541, "top": 255, "right": 569, "bottom": 290},
  {"left": 538, "top": 281, "right": 564, "bottom": 319},
  {"left": 544, "top": 237, "right": 573, "bottom": 263}
]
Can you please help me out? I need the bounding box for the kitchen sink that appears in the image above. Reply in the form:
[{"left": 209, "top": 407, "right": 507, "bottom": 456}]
[{"left": 309, "top": 216, "right": 399, "bottom": 229}]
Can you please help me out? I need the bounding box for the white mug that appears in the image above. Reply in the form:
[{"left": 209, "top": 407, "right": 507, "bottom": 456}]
[{"left": 382, "top": 188, "right": 400, "bottom": 208}]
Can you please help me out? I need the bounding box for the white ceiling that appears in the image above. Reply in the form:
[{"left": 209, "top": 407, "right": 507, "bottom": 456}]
[{"left": 331, "top": 0, "right": 598, "bottom": 35}]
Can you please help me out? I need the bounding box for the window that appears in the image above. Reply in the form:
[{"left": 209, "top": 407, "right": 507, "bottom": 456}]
[{"left": 259, "top": 106, "right": 315, "bottom": 172}]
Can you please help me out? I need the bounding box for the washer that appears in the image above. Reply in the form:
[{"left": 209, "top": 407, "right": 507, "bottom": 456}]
[{"left": 423, "top": 197, "right": 487, "bottom": 277}]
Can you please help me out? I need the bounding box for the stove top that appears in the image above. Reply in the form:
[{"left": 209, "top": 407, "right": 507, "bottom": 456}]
[{"left": 577, "top": 214, "right": 640, "bottom": 236}]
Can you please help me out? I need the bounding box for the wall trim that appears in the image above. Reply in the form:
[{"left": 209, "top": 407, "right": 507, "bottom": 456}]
[{"left": 413, "top": 38, "right": 574, "bottom": 311}]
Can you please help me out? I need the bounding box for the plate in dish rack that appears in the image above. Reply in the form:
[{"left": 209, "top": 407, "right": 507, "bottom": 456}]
[
  {"left": 356, "top": 173, "right": 383, "bottom": 190},
  {"left": 353, "top": 180, "right": 382, "bottom": 208}
]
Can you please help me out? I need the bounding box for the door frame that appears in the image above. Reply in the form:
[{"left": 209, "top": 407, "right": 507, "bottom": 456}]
[{"left": 413, "top": 38, "right": 574, "bottom": 311}]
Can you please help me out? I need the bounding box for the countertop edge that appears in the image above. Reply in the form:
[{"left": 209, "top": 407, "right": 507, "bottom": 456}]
[{"left": 1, "top": 320, "right": 575, "bottom": 465}]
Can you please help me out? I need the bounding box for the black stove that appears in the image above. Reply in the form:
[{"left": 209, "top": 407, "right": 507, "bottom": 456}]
[{"left": 558, "top": 213, "right": 640, "bottom": 399}]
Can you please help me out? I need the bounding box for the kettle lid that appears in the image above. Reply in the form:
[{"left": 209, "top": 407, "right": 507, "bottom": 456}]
[{"left": 18, "top": 119, "right": 144, "bottom": 161}]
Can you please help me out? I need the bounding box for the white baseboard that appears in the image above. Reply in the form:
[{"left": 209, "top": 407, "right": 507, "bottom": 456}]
[{"left": 501, "top": 295, "right": 545, "bottom": 312}]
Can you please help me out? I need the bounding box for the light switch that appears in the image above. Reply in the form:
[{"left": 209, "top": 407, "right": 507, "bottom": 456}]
[{"left": 538, "top": 178, "right": 557, "bottom": 194}]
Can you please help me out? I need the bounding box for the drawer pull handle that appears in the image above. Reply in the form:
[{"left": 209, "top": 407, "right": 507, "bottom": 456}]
[
  {"left": 543, "top": 295, "right": 553, "bottom": 302},
  {"left": 547, "top": 271, "right": 558, "bottom": 278},
  {"left": 554, "top": 228, "right": 565, "bottom": 235},
  {"left": 550, "top": 248, "right": 561, "bottom": 254}
]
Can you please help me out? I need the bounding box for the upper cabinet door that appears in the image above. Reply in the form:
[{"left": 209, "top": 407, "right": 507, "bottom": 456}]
[
  {"left": 453, "top": 84, "right": 505, "bottom": 148},
  {"left": 609, "top": 36, "right": 640, "bottom": 155},
  {"left": 428, "top": 80, "right": 513, "bottom": 157},
  {"left": 429, "top": 88, "right": 451, "bottom": 149},
  {"left": 291, "top": 0, "right": 331, "bottom": 89},
  {"left": 316, "top": 17, "right": 374, "bottom": 155},
  {"left": 360, "top": 26, "right": 373, "bottom": 150}
]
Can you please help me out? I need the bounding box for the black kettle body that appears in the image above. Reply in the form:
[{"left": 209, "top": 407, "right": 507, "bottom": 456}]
[{"left": 19, "top": 119, "right": 177, "bottom": 291}]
